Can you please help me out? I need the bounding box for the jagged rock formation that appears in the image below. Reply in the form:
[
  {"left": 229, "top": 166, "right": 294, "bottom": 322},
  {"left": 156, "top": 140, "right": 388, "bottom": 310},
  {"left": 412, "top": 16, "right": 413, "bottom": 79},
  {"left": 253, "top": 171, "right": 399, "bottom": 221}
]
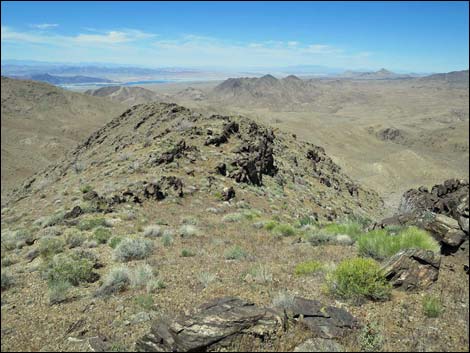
[
  {"left": 8, "top": 102, "right": 383, "bottom": 222},
  {"left": 376, "top": 179, "right": 469, "bottom": 251},
  {"left": 381, "top": 249, "right": 441, "bottom": 290}
]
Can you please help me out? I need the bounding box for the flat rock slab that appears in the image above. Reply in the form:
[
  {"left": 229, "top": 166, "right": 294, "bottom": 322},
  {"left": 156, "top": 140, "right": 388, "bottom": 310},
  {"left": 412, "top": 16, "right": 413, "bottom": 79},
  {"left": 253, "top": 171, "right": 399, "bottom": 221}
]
[
  {"left": 136, "top": 297, "right": 284, "bottom": 352},
  {"left": 288, "top": 297, "right": 358, "bottom": 339},
  {"left": 381, "top": 248, "right": 441, "bottom": 290}
]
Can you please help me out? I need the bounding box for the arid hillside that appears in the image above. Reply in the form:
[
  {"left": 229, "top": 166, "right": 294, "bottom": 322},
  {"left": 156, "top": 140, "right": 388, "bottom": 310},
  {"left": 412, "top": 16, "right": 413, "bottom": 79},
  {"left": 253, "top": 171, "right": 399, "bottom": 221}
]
[{"left": 1, "top": 77, "right": 126, "bottom": 201}]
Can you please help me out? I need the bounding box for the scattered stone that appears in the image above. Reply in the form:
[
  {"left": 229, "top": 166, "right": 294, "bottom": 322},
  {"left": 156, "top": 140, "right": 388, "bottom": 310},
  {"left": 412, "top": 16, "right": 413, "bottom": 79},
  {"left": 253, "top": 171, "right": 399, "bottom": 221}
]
[{"left": 381, "top": 249, "right": 441, "bottom": 290}]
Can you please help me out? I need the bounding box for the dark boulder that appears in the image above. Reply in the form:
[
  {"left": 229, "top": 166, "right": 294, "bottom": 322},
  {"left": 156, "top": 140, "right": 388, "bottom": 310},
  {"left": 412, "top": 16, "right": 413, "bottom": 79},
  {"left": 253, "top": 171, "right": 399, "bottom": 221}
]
[{"left": 381, "top": 249, "right": 441, "bottom": 290}]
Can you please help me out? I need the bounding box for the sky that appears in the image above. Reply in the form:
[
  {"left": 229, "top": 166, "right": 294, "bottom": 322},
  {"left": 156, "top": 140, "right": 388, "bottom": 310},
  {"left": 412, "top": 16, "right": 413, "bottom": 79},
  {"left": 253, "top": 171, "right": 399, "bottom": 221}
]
[{"left": 1, "top": 1, "right": 469, "bottom": 72}]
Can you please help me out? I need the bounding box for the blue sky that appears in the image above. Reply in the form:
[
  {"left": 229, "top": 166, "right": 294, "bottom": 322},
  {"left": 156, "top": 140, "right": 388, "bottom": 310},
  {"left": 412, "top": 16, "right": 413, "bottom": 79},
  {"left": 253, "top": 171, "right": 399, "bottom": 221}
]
[{"left": 1, "top": 1, "right": 468, "bottom": 72}]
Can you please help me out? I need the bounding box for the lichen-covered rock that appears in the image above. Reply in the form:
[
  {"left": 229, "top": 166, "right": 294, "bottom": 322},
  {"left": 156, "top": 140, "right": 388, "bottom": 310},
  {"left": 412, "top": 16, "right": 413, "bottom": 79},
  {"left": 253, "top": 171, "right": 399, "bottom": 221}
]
[
  {"left": 136, "top": 297, "right": 284, "bottom": 352},
  {"left": 381, "top": 249, "right": 441, "bottom": 290}
]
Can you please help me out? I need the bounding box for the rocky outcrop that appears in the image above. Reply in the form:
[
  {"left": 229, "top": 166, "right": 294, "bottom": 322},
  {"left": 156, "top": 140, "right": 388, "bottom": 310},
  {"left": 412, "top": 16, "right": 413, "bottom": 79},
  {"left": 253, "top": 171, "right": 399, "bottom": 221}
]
[
  {"left": 221, "top": 186, "right": 236, "bottom": 201},
  {"left": 136, "top": 297, "right": 284, "bottom": 352},
  {"left": 381, "top": 249, "right": 441, "bottom": 290},
  {"left": 285, "top": 297, "right": 359, "bottom": 339},
  {"left": 377, "top": 179, "right": 469, "bottom": 251}
]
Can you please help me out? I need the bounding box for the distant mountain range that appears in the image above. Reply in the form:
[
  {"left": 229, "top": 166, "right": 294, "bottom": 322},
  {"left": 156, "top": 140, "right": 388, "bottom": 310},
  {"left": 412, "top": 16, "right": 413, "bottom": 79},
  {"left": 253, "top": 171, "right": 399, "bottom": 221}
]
[
  {"left": 339, "top": 68, "right": 417, "bottom": 80},
  {"left": 8, "top": 73, "right": 115, "bottom": 85}
]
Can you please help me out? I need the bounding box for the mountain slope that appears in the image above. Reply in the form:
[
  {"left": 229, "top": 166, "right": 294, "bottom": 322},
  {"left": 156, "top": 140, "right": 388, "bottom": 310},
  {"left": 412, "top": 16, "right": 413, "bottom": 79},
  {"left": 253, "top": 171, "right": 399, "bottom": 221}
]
[
  {"left": 85, "top": 85, "right": 165, "bottom": 106},
  {"left": 1, "top": 77, "right": 126, "bottom": 199}
]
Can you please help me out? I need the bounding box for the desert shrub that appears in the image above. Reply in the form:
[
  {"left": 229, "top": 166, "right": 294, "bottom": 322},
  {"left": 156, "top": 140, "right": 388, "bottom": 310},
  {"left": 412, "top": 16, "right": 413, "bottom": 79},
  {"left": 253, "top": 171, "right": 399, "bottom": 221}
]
[
  {"left": 146, "top": 279, "right": 166, "bottom": 293},
  {"left": 326, "top": 257, "right": 391, "bottom": 303},
  {"left": 92, "top": 227, "right": 112, "bottom": 244},
  {"left": 264, "top": 220, "right": 279, "bottom": 231},
  {"left": 306, "top": 230, "right": 334, "bottom": 246},
  {"left": 359, "top": 321, "right": 384, "bottom": 352},
  {"left": 179, "top": 224, "right": 198, "bottom": 238},
  {"left": 1, "top": 271, "right": 14, "bottom": 290},
  {"left": 197, "top": 272, "right": 217, "bottom": 288},
  {"left": 77, "top": 217, "right": 108, "bottom": 231},
  {"left": 113, "top": 238, "right": 153, "bottom": 262},
  {"left": 357, "top": 226, "right": 440, "bottom": 260},
  {"left": 38, "top": 236, "right": 65, "bottom": 259},
  {"left": 222, "top": 212, "right": 244, "bottom": 223},
  {"left": 162, "top": 233, "right": 174, "bottom": 247},
  {"left": 12, "top": 229, "right": 33, "bottom": 248},
  {"left": 1, "top": 256, "right": 17, "bottom": 267},
  {"left": 422, "top": 294, "right": 443, "bottom": 318},
  {"left": 135, "top": 294, "right": 154, "bottom": 310},
  {"left": 44, "top": 253, "right": 95, "bottom": 286},
  {"left": 143, "top": 225, "right": 163, "bottom": 238},
  {"left": 297, "top": 215, "right": 318, "bottom": 227},
  {"left": 323, "top": 221, "right": 363, "bottom": 239},
  {"left": 294, "top": 260, "right": 323, "bottom": 276},
  {"left": 42, "top": 211, "right": 67, "bottom": 227},
  {"left": 48, "top": 280, "right": 71, "bottom": 305},
  {"left": 130, "top": 264, "right": 154, "bottom": 288},
  {"left": 64, "top": 229, "right": 86, "bottom": 248},
  {"left": 384, "top": 224, "right": 405, "bottom": 235},
  {"left": 79, "top": 184, "right": 93, "bottom": 194},
  {"left": 272, "top": 223, "right": 296, "bottom": 237},
  {"left": 249, "top": 265, "right": 273, "bottom": 284},
  {"left": 181, "top": 248, "right": 196, "bottom": 257},
  {"left": 95, "top": 266, "right": 131, "bottom": 296},
  {"left": 224, "top": 246, "right": 247, "bottom": 260},
  {"left": 108, "top": 236, "right": 124, "bottom": 249}
]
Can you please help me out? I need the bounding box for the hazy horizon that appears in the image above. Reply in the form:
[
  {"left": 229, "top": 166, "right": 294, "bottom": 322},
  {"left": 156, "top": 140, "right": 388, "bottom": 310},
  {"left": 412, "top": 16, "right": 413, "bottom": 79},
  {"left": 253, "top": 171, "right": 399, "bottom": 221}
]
[{"left": 2, "top": 1, "right": 469, "bottom": 73}]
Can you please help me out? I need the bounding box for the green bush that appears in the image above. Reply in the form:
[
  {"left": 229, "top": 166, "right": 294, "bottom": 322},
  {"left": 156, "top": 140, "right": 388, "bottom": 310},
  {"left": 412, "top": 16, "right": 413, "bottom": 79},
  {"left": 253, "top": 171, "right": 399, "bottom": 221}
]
[
  {"left": 181, "top": 248, "right": 196, "bottom": 257},
  {"left": 134, "top": 294, "right": 154, "bottom": 310},
  {"left": 272, "top": 223, "right": 296, "bottom": 237},
  {"left": 422, "top": 294, "right": 443, "bottom": 318},
  {"left": 294, "top": 260, "right": 323, "bottom": 276},
  {"left": 162, "top": 233, "right": 173, "bottom": 247},
  {"left": 108, "top": 236, "right": 124, "bottom": 249},
  {"left": 146, "top": 279, "right": 166, "bottom": 293},
  {"left": 79, "top": 184, "right": 93, "bottom": 194},
  {"left": 264, "top": 220, "right": 279, "bottom": 231},
  {"left": 113, "top": 238, "right": 153, "bottom": 262},
  {"left": 77, "top": 217, "right": 108, "bottom": 231},
  {"left": 38, "top": 236, "right": 65, "bottom": 259},
  {"left": 357, "top": 226, "right": 440, "bottom": 260},
  {"left": 224, "top": 246, "right": 248, "bottom": 260},
  {"left": 323, "top": 221, "right": 363, "bottom": 239},
  {"left": 44, "top": 253, "right": 95, "bottom": 286},
  {"left": 326, "top": 257, "right": 391, "bottom": 303},
  {"left": 92, "top": 227, "right": 112, "bottom": 244}
]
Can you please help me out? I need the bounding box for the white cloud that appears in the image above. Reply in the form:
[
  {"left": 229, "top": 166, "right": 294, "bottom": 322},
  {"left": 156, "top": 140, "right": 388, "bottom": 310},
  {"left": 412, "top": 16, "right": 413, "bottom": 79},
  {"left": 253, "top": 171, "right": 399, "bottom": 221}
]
[
  {"left": 30, "top": 23, "right": 59, "bottom": 30},
  {"left": 1, "top": 26, "right": 374, "bottom": 68}
]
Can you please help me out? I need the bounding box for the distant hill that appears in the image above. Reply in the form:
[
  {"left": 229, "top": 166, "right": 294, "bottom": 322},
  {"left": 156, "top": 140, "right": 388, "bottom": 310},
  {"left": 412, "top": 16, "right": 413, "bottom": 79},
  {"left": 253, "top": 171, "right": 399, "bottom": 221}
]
[
  {"left": 340, "top": 68, "right": 411, "bottom": 80},
  {"left": 1, "top": 77, "right": 125, "bottom": 198},
  {"left": 420, "top": 70, "right": 469, "bottom": 85},
  {"left": 211, "top": 74, "right": 319, "bottom": 108},
  {"left": 8, "top": 73, "right": 114, "bottom": 85},
  {"left": 85, "top": 85, "right": 165, "bottom": 106}
]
